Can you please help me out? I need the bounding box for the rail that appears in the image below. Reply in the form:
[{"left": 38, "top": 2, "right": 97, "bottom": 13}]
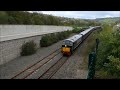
[{"left": 11, "top": 48, "right": 61, "bottom": 79}]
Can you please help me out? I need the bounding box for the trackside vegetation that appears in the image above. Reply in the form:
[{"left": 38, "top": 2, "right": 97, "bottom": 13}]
[
  {"left": 40, "top": 27, "right": 89, "bottom": 47},
  {"left": 95, "top": 24, "right": 120, "bottom": 79},
  {"left": 0, "top": 11, "right": 100, "bottom": 26},
  {"left": 20, "top": 26, "right": 88, "bottom": 56},
  {"left": 20, "top": 41, "right": 37, "bottom": 56}
]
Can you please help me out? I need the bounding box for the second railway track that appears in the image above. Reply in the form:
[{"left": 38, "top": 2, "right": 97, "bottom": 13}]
[
  {"left": 11, "top": 35, "right": 88, "bottom": 79},
  {"left": 37, "top": 31, "right": 94, "bottom": 79},
  {"left": 11, "top": 48, "right": 61, "bottom": 79},
  {"left": 10, "top": 27, "right": 100, "bottom": 79},
  {"left": 38, "top": 56, "right": 68, "bottom": 79},
  {"left": 38, "top": 48, "right": 77, "bottom": 79}
]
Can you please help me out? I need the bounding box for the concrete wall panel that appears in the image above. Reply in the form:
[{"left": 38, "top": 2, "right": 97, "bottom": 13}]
[{"left": 0, "top": 25, "right": 73, "bottom": 65}]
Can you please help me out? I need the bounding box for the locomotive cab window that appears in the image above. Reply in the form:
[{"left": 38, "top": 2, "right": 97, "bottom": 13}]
[{"left": 62, "top": 40, "right": 73, "bottom": 46}]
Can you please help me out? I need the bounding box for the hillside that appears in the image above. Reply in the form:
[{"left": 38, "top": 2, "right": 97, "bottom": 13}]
[
  {"left": 0, "top": 11, "right": 100, "bottom": 26},
  {"left": 94, "top": 17, "right": 120, "bottom": 24},
  {"left": 0, "top": 11, "right": 119, "bottom": 26}
]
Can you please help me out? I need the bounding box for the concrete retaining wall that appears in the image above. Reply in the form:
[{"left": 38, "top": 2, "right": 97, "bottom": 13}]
[
  {"left": 0, "top": 25, "right": 73, "bottom": 65},
  {"left": 0, "top": 35, "right": 42, "bottom": 65},
  {"left": 0, "top": 25, "right": 73, "bottom": 42}
]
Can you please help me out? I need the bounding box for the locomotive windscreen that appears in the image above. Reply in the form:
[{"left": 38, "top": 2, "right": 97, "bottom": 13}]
[{"left": 63, "top": 40, "right": 73, "bottom": 46}]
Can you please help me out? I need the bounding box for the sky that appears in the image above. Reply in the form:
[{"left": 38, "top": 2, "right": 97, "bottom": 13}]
[{"left": 32, "top": 11, "right": 120, "bottom": 19}]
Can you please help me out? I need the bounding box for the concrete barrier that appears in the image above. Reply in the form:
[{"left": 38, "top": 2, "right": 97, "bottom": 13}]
[
  {"left": 0, "top": 25, "right": 73, "bottom": 42},
  {"left": 0, "top": 25, "right": 73, "bottom": 65}
]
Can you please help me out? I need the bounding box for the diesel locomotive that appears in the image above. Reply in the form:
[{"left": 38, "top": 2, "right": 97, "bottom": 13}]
[{"left": 61, "top": 26, "right": 101, "bottom": 56}]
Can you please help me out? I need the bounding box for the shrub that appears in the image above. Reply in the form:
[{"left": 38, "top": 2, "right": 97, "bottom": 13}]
[
  {"left": 72, "top": 27, "right": 88, "bottom": 34},
  {"left": 40, "top": 30, "right": 72, "bottom": 47},
  {"left": 95, "top": 24, "right": 120, "bottom": 78},
  {"left": 105, "top": 55, "right": 120, "bottom": 77},
  {"left": 21, "top": 40, "right": 37, "bottom": 56},
  {"left": 40, "top": 35, "right": 48, "bottom": 47},
  {"left": 40, "top": 26, "right": 88, "bottom": 47},
  {"left": 50, "top": 33, "right": 58, "bottom": 43},
  {"left": 56, "top": 32, "right": 63, "bottom": 40}
]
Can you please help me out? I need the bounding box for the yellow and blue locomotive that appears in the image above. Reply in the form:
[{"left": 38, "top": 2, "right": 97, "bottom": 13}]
[
  {"left": 61, "top": 35, "right": 82, "bottom": 55},
  {"left": 61, "top": 26, "right": 101, "bottom": 56}
]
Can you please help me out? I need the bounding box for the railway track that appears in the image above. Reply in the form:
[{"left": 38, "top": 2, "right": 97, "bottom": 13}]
[
  {"left": 38, "top": 50, "right": 77, "bottom": 79},
  {"left": 11, "top": 29, "right": 95, "bottom": 79},
  {"left": 11, "top": 48, "right": 61, "bottom": 79},
  {"left": 38, "top": 56, "right": 67, "bottom": 79},
  {"left": 37, "top": 31, "right": 95, "bottom": 79}
]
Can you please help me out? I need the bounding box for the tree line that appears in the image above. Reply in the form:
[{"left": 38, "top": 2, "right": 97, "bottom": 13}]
[{"left": 0, "top": 11, "right": 101, "bottom": 26}]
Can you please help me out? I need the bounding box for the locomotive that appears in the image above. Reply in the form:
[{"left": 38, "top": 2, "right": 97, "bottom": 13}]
[{"left": 61, "top": 26, "right": 101, "bottom": 56}]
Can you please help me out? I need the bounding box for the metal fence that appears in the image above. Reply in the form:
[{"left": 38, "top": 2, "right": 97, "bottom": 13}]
[{"left": 87, "top": 39, "right": 99, "bottom": 79}]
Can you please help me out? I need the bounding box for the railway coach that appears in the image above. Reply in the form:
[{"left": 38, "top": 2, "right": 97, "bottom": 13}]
[{"left": 61, "top": 26, "right": 101, "bottom": 56}]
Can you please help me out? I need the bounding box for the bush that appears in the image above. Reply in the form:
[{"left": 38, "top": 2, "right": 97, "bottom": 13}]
[
  {"left": 40, "top": 26, "right": 89, "bottom": 47},
  {"left": 72, "top": 27, "right": 89, "bottom": 34},
  {"left": 105, "top": 55, "right": 120, "bottom": 77},
  {"left": 56, "top": 32, "right": 63, "bottom": 40},
  {"left": 40, "top": 30, "right": 72, "bottom": 47},
  {"left": 21, "top": 40, "right": 37, "bottom": 56},
  {"left": 50, "top": 33, "right": 58, "bottom": 43},
  {"left": 40, "top": 35, "right": 49, "bottom": 47},
  {"left": 95, "top": 24, "right": 120, "bottom": 78}
]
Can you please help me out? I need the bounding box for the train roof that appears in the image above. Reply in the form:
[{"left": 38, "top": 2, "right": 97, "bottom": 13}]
[
  {"left": 79, "top": 27, "right": 94, "bottom": 35},
  {"left": 65, "top": 34, "right": 82, "bottom": 42},
  {"left": 64, "top": 26, "right": 101, "bottom": 43}
]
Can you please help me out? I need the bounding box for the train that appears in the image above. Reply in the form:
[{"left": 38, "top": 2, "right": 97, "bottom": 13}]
[{"left": 61, "top": 26, "right": 101, "bottom": 56}]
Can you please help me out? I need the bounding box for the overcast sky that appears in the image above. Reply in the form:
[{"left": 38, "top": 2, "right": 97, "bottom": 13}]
[{"left": 36, "top": 11, "right": 120, "bottom": 19}]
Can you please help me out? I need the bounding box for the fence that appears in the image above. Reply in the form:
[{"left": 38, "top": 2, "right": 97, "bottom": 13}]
[{"left": 87, "top": 38, "right": 99, "bottom": 79}]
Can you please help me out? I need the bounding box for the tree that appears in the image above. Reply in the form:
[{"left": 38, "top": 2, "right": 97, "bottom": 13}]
[
  {"left": 0, "top": 11, "right": 101, "bottom": 26},
  {"left": 96, "top": 24, "right": 120, "bottom": 78},
  {"left": 0, "top": 11, "right": 9, "bottom": 24}
]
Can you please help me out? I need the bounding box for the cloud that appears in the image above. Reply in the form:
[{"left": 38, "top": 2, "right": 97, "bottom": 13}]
[{"left": 40, "top": 11, "right": 120, "bottom": 19}]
